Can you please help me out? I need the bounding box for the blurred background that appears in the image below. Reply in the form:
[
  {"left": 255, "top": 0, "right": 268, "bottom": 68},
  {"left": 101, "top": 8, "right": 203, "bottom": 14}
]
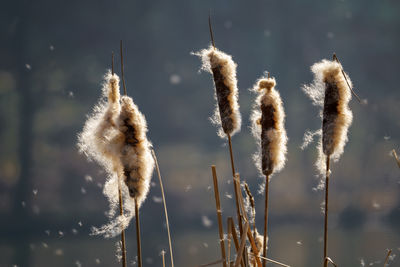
[{"left": 1, "top": 0, "right": 399, "bottom": 266}]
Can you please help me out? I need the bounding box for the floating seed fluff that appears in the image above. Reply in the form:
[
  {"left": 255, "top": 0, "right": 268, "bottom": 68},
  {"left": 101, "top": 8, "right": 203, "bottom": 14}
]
[
  {"left": 302, "top": 60, "right": 353, "bottom": 175},
  {"left": 194, "top": 46, "right": 241, "bottom": 137},
  {"left": 251, "top": 77, "right": 287, "bottom": 177}
]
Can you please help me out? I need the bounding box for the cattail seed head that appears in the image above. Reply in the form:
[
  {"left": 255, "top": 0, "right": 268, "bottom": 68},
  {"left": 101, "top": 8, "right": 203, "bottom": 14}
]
[
  {"left": 117, "top": 96, "right": 154, "bottom": 208},
  {"left": 302, "top": 59, "right": 353, "bottom": 175},
  {"left": 251, "top": 76, "right": 287, "bottom": 177},
  {"left": 193, "top": 46, "right": 241, "bottom": 138}
]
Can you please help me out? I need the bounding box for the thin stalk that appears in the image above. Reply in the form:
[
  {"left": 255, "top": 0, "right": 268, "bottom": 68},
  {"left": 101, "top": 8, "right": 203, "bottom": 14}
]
[
  {"left": 135, "top": 198, "right": 142, "bottom": 267},
  {"left": 324, "top": 156, "right": 331, "bottom": 267},
  {"left": 324, "top": 257, "right": 337, "bottom": 267},
  {"left": 120, "top": 40, "right": 127, "bottom": 96},
  {"left": 384, "top": 249, "right": 392, "bottom": 267},
  {"left": 161, "top": 250, "right": 166, "bottom": 267},
  {"left": 332, "top": 53, "right": 361, "bottom": 103},
  {"left": 227, "top": 218, "right": 232, "bottom": 267},
  {"left": 249, "top": 254, "right": 291, "bottom": 267},
  {"left": 246, "top": 224, "right": 262, "bottom": 267},
  {"left": 114, "top": 51, "right": 127, "bottom": 267},
  {"left": 151, "top": 149, "right": 175, "bottom": 267},
  {"left": 117, "top": 179, "right": 127, "bottom": 267},
  {"left": 262, "top": 175, "right": 270, "bottom": 267},
  {"left": 392, "top": 149, "right": 400, "bottom": 168},
  {"left": 229, "top": 217, "right": 245, "bottom": 267},
  {"left": 234, "top": 222, "right": 250, "bottom": 267},
  {"left": 211, "top": 165, "right": 227, "bottom": 267},
  {"left": 233, "top": 173, "right": 248, "bottom": 266}
]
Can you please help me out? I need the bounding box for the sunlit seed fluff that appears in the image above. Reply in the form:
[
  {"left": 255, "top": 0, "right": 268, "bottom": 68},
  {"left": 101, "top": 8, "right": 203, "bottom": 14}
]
[
  {"left": 250, "top": 77, "right": 287, "bottom": 177},
  {"left": 302, "top": 60, "right": 353, "bottom": 175},
  {"left": 248, "top": 229, "right": 267, "bottom": 266},
  {"left": 78, "top": 71, "right": 133, "bottom": 238},
  {"left": 118, "top": 96, "right": 154, "bottom": 209},
  {"left": 78, "top": 71, "right": 123, "bottom": 177},
  {"left": 194, "top": 46, "right": 241, "bottom": 138}
]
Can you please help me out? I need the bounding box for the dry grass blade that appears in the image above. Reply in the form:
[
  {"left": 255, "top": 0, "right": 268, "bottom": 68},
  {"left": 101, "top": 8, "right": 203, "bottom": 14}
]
[
  {"left": 384, "top": 249, "right": 392, "bottom": 267},
  {"left": 211, "top": 165, "right": 227, "bottom": 267},
  {"left": 332, "top": 53, "right": 361, "bottom": 103},
  {"left": 234, "top": 222, "right": 249, "bottom": 267},
  {"left": 249, "top": 254, "right": 291, "bottom": 267},
  {"left": 135, "top": 198, "right": 142, "bottom": 267},
  {"left": 392, "top": 150, "right": 400, "bottom": 168},
  {"left": 151, "top": 149, "right": 175, "bottom": 267}
]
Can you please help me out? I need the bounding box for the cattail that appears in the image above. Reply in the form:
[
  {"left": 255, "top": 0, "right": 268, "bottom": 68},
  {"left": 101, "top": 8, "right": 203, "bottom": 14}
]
[
  {"left": 303, "top": 57, "right": 354, "bottom": 267},
  {"left": 250, "top": 76, "right": 287, "bottom": 178},
  {"left": 78, "top": 71, "right": 134, "bottom": 238},
  {"left": 194, "top": 46, "right": 241, "bottom": 138},
  {"left": 118, "top": 95, "right": 154, "bottom": 208},
  {"left": 302, "top": 59, "right": 353, "bottom": 175}
]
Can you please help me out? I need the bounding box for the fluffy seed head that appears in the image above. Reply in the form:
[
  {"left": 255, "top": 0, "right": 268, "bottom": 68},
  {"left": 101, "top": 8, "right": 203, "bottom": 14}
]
[
  {"left": 302, "top": 59, "right": 353, "bottom": 175},
  {"left": 251, "top": 76, "right": 287, "bottom": 177},
  {"left": 118, "top": 96, "right": 154, "bottom": 208},
  {"left": 193, "top": 46, "right": 241, "bottom": 138}
]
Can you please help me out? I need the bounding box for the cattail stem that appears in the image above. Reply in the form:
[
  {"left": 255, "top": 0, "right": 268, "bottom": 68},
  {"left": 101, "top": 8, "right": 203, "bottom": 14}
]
[
  {"left": 392, "top": 149, "right": 400, "bottom": 168},
  {"left": 151, "top": 149, "right": 175, "bottom": 267},
  {"left": 118, "top": 180, "right": 127, "bottom": 267},
  {"left": 120, "top": 40, "right": 127, "bottom": 96},
  {"left": 135, "top": 198, "right": 142, "bottom": 267},
  {"left": 323, "top": 156, "right": 331, "bottom": 267},
  {"left": 262, "top": 175, "right": 270, "bottom": 267},
  {"left": 211, "top": 165, "right": 227, "bottom": 267},
  {"left": 384, "top": 249, "right": 392, "bottom": 267},
  {"left": 162, "top": 251, "right": 166, "bottom": 267},
  {"left": 228, "top": 134, "right": 243, "bottom": 236}
]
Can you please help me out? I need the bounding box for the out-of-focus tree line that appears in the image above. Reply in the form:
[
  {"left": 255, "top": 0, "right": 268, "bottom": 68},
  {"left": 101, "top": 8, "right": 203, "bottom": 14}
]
[{"left": 0, "top": 0, "right": 399, "bottom": 266}]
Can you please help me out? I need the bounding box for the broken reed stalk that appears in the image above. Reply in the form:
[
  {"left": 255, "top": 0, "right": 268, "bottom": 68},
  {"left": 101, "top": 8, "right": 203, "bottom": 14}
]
[
  {"left": 161, "top": 251, "right": 166, "bottom": 267},
  {"left": 392, "top": 149, "right": 400, "bottom": 168},
  {"left": 263, "top": 175, "right": 269, "bottom": 267},
  {"left": 228, "top": 217, "right": 245, "bottom": 267},
  {"left": 211, "top": 165, "right": 227, "bottom": 267},
  {"left": 135, "top": 198, "right": 142, "bottom": 267},
  {"left": 151, "top": 149, "right": 175, "bottom": 267},
  {"left": 324, "top": 156, "right": 330, "bottom": 267},
  {"left": 383, "top": 249, "right": 392, "bottom": 267},
  {"left": 234, "top": 222, "right": 250, "bottom": 267},
  {"left": 113, "top": 53, "right": 127, "bottom": 267}
]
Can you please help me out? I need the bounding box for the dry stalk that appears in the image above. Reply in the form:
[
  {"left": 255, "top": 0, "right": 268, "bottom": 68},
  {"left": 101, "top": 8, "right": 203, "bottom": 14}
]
[
  {"left": 234, "top": 222, "right": 250, "bottom": 267},
  {"left": 211, "top": 165, "right": 227, "bottom": 267},
  {"left": 263, "top": 175, "right": 270, "bottom": 267},
  {"left": 161, "top": 250, "right": 166, "bottom": 267},
  {"left": 151, "top": 149, "right": 175, "bottom": 267},
  {"left": 383, "top": 249, "right": 392, "bottom": 267},
  {"left": 135, "top": 198, "right": 142, "bottom": 267},
  {"left": 392, "top": 149, "right": 400, "bottom": 168},
  {"left": 249, "top": 254, "right": 291, "bottom": 267},
  {"left": 324, "top": 156, "right": 331, "bottom": 267},
  {"left": 196, "top": 259, "right": 225, "bottom": 267},
  {"left": 227, "top": 218, "right": 232, "bottom": 266},
  {"left": 228, "top": 217, "right": 245, "bottom": 267}
]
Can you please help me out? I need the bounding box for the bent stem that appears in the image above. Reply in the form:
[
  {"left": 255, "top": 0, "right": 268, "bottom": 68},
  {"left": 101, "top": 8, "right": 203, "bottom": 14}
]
[
  {"left": 151, "top": 149, "right": 175, "bottom": 267},
  {"left": 384, "top": 249, "right": 392, "bottom": 267},
  {"left": 211, "top": 165, "right": 227, "bottom": 267},
  {"left": 263, "top": 175, "right": 270, "bottom": 267},
  {"left": 324, "top": 156, "right": 331, "bottom": 267},
  {"left": 117, "top": 178, "right": 127, "bottom": 267},
  {"left": 135, "top": 198, "right": 142, "bottom": 267}
]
